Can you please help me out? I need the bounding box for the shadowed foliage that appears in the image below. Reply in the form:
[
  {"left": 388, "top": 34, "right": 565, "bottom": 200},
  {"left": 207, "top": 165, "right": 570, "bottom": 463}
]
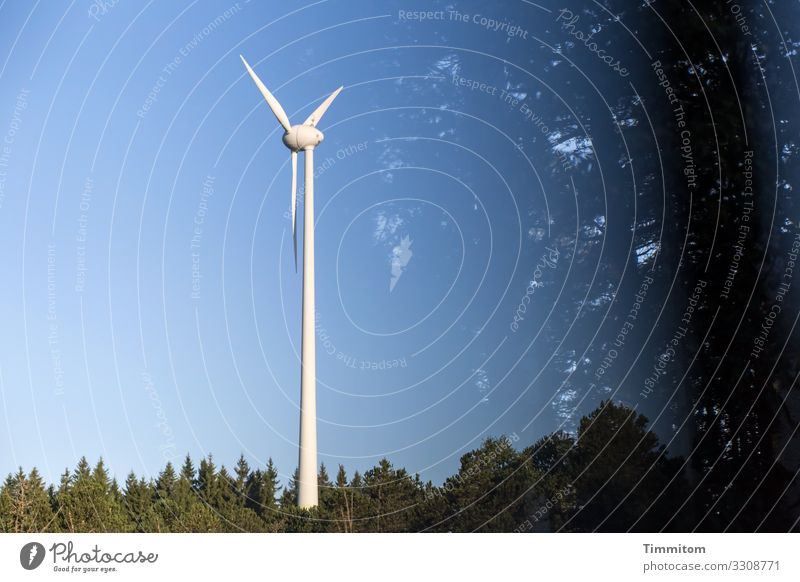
[{"left": 0, "top": 402, "right": 702, "bottom": 532}]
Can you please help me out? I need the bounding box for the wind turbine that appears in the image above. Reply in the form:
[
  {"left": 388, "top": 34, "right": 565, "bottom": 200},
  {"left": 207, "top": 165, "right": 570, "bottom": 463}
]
[{"left": 241, "top": 55, "right": 342, "bottom": 508}]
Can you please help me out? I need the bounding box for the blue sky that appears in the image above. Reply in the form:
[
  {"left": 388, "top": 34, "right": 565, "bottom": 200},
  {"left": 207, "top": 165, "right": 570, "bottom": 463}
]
[{"left": 0, "top": 0, "right": 687, "bottom": 487}]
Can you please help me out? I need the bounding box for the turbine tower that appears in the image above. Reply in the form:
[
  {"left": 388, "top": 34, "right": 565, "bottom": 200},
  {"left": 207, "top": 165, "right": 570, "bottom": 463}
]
[{"left": 241, "top": 55, "right": 342, "bottom": 508}]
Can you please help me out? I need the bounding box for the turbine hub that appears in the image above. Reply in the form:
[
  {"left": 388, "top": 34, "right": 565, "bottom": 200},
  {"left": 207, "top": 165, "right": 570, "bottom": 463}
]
[{"left": 283, "top": 125, "right": 324, "bottom": 151}]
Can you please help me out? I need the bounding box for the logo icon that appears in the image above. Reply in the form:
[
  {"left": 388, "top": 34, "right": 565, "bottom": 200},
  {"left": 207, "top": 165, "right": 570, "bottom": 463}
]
[{"left": 20, "top": 542, "right": 45, "bottom": 570}]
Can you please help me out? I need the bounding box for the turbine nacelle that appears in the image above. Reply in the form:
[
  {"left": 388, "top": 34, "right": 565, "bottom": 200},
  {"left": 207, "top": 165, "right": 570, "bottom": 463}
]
[
  {"left": 240, "top": 54, "right": 342, "bottom": 271},
  {"left": 283, "top": 125, "right": 324, "bottom": 151}
]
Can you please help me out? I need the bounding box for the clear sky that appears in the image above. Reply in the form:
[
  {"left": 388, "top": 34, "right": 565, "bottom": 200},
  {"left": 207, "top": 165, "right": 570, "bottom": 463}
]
[{"left": 0, "top": 0, "right": 682, "bottom": 487}]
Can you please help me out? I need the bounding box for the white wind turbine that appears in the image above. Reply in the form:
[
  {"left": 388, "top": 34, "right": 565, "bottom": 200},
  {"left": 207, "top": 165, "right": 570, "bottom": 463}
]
[{"left": 241, "top": 55, "right": 342, "bottom": 508}]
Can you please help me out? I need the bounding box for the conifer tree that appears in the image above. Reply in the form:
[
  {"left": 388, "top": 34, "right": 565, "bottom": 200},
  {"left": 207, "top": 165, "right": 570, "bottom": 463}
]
[
  {"left": 279, "top": 467, "right": 299, "bottom": 507},
  {"left": 180, "top": 454, "right": 196, "bottom": 488},
  {"left": 54, "top": 457, "right": 128, "bottom": 532},
  {"left": 155, "top": 462, "right": 177, "bottom": 499},
  {"left": 0, "top": 468, "right": 56, "bottom": 532},
  {"left": 174, "top": 454, "right": 197, "bottom": 515},
  {"left": 246, "top": 458, "right": 279, "bottom": 516},
  {"left": 361, "top": 459, "right": 426, "bottom": 532},
  {"left": 234, "top": 455, "right": 250, "bottom": 506},
  {"left": 124, "top": 473, "right": 165, "bottom": 532},
  {"left": 567, "top": 401, "right": 690, "bottom": 532},
  {"left": 332, "top": 465, "right": 355, "bottom": 533}
]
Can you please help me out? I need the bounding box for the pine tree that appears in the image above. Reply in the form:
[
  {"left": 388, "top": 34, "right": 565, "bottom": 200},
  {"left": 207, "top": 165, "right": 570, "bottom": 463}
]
[
  {"left": 180, "top": 454, "right": 196, "bottom": 489},
  {"left": 435, "top": 437, "right": 530, "bottom": 532},
  {"left": 361, "top": 459, "right": 426, "bottom": 532},
  {"left": 123, "top": 473, "right": 165, "bottom": 532},
  {"left": 332, "top": 465, "right": 355, "bottom": 533},
  {"left": 315, "top": 463, "right": 335, "bottom": 531},
  {"left": 243, "top": 459, "right": 282, "bottom": 531},
  {"left": 55, "top": 458, "right": 128, "bottom": 532},
  {"left": 0, "top": 468, "right": 56, "bottom": 532},
  {"left": 246, "top": 458, "right": 279, "bottom": 517},
  {"left": 279, "top": 467, "right": 299, "bottom": 507},
  {"left": 182, "top": 501, "right": 223, "bottom": 532},
  {"left": 92, "top": 459, "right": 129, "bottom": 532},
  {"left": 155, "top": 462, "right": 177, "bottom": 502},
  {"left": 27, "top": 468, "right": 57, "bottom": 531},
  {"left": 567, "top": 401, "right": 690, "bottom": 532},
  {"left": 521, "top": 431, "right": 576, "bottom": 532},
  {"left": 214, "top": 466, "right": 241, "bottom": 531},
  {"left": 265, "top": 458, "right": 280, "bottom": 505},
  {"left": 196, "top": 458, "right": 264, "bottom": 533},
  {"left": 234, "top": 455, "right": 250, "bottom": 506},
  {"left": 176, "top": 455, "right": 196, "bottom": 510},
  {"left": 197, "top": 455, "right": 218, "bottom": 504}
]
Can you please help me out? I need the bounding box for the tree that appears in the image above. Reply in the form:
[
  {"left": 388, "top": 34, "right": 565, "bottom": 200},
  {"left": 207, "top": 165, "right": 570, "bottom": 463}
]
[
  {"left": 234, "top": 455, "right": 250, "bottom": 505},
  {"left": 360, "top": 459, "right": 426, "bottom": 532},
  {"left": 242, "top": 459, "right": 282, "bottom": 530},
  {"left": 214, "top": 466, "right": 242, "bottom": 532},
  {"left": 55, "top": 457, "right": 128, "bottom": 532},
  {"left": 123, "top": 473, "right": 164, "bottom": 532},
  {"left": 279, "top": 467, "right": 299, "bottom": 508},
  {"left": 197, "top": 455, "right": 218, "bottom": 504},
  {"left": 331, "top": 465, "right": 355, "bottom": 533},
  {"left": 181, "top": 502, "right": 223, "bottom": 532},
  {"left": 317, "top": 463, "right": 336, "bottom": 529},
  {"left": 155, "top": 462, "right": 177, "bottom": 500},
  {"left": 566, "top": 401, "right": 690, "bottom": 532},
  {"left": 180, "top": 454, "right": 196, "bottom": 489},
  {"left": 0, "top": 468, "right": 56, "bottom": 532},
  {"left": 435, "top": 437, "right": 533, "bottom": 532},
  {"left": 172, "top": 454, "right": 197, "bottom": 518},
  {"left": 521, "top": 431, "right": 576, "bottom": 532}
]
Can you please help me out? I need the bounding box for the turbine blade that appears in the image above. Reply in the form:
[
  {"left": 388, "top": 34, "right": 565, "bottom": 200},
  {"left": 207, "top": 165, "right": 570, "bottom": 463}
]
[
  {"left": 291, "top": 151, "right": 298, "bottom": 271},
  {"left": 303, "top": 86, "right": 343, "bottom": 127},
  {"left": 240, "top": 55, "right": 292, "bottom": 132}
]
